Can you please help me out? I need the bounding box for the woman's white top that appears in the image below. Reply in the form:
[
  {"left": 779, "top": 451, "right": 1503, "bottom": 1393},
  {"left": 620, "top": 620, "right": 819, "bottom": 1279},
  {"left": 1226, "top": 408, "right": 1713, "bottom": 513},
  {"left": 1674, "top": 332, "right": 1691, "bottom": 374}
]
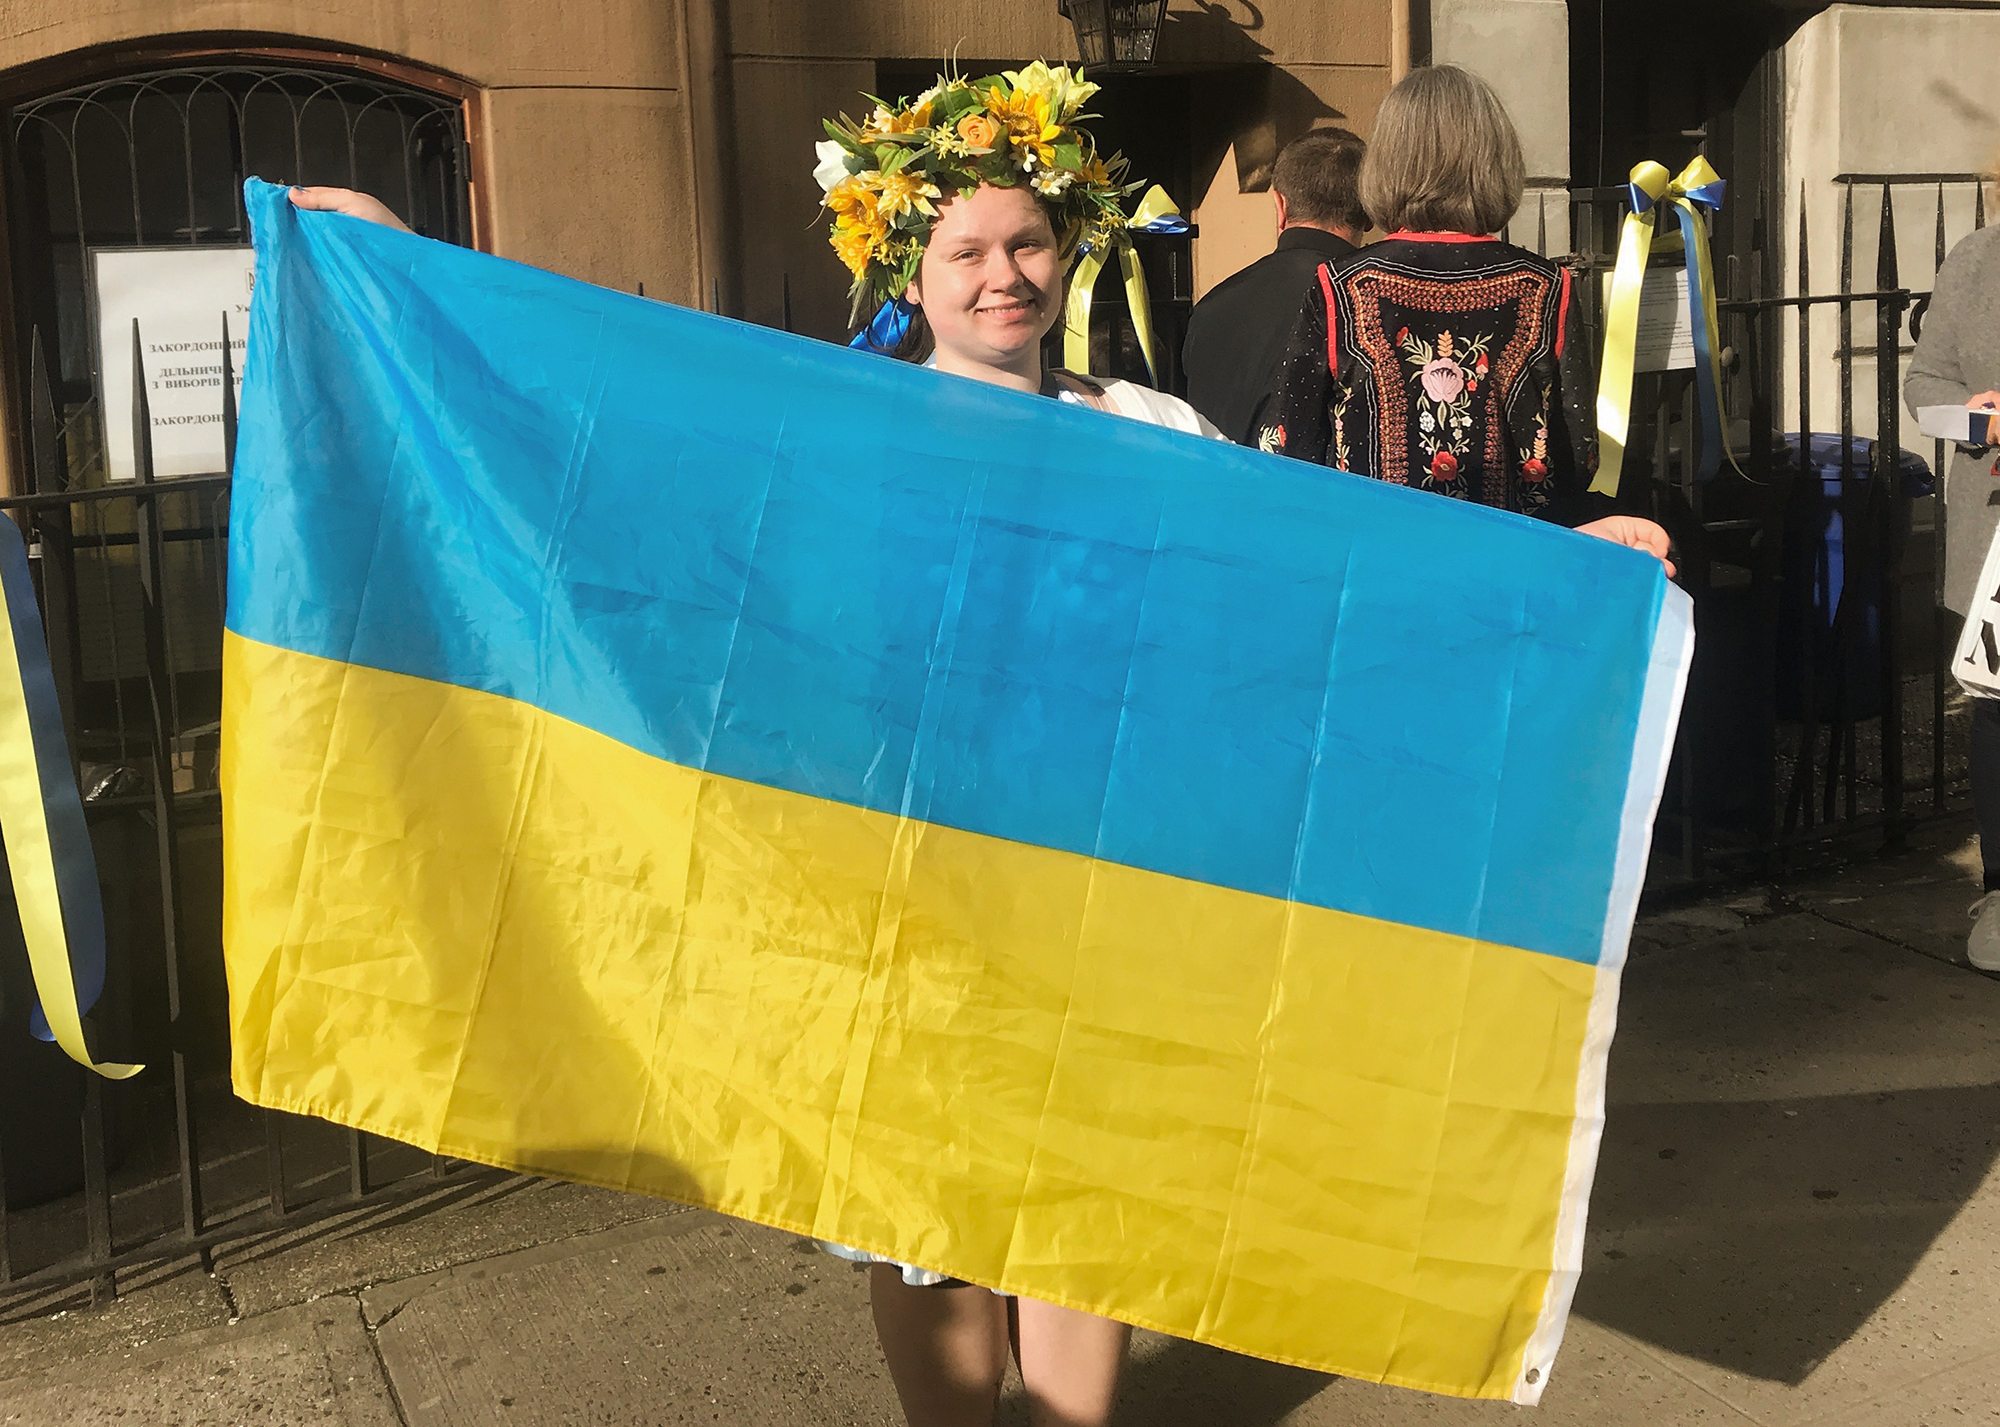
[
  {"left": 918, "top": 356, "right": 1227, "bottom": 442},
  {"left": 1059, "top": 375, "right": 1227, "bottom": 440}
]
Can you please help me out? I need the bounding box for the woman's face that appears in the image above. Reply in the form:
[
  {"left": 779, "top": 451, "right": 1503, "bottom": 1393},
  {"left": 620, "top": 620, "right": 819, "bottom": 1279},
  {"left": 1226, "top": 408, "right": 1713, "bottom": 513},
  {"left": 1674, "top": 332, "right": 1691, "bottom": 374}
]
[{"left": 907, "top": 184, "right": 1063, "bottom": 370}]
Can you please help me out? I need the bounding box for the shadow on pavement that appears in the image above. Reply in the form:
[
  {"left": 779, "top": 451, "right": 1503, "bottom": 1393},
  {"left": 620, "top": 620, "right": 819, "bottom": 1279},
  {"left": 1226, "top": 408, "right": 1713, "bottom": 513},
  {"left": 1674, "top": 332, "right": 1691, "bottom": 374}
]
[
  {"left": 1576, "top": 884, "right": 2000, "bottom": 1385},
  {"left": 1579, "top": 1082, "right": 2000, "bottom": 1384}
]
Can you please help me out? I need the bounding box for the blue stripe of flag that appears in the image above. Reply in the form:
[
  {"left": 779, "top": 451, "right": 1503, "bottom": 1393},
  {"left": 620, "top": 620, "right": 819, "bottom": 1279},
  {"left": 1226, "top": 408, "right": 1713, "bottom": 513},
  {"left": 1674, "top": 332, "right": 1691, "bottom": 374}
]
[{"left": 229, "top": 180, "right": 1667, "bottom": 966}]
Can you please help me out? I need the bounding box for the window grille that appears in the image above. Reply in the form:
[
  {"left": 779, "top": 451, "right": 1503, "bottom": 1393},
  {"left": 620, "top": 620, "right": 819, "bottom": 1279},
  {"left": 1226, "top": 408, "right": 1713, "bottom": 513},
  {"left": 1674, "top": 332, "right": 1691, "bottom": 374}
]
[{"left": 7, "top": 63, "right": 472, "bottom": 489}]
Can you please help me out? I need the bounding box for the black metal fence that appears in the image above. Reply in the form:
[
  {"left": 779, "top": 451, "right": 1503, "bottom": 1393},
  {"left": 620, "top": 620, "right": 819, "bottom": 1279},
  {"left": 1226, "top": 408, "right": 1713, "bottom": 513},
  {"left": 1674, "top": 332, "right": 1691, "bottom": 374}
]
[
  {"left": 0, "top": 61, "right": 498, "bottom": 1311},
  {"left": 0, "top": 323, "right": 507, "bottom": 1314},
  {"left": 1555, "top": 174, "right": 1984, "bottom": 892},
  {"left": 7, "top": 65, "right": 471, "bottom": 495}
]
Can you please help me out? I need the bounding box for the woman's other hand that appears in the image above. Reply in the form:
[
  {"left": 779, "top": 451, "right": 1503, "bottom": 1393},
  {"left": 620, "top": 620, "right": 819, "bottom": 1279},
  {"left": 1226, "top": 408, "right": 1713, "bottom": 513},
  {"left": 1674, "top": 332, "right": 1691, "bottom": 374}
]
[
  {"left": 1576, "top": 515, "right": 1676, "bottom": 578},
  {"left": 288, "top": 187, "right": 410, "bottom": 232}
]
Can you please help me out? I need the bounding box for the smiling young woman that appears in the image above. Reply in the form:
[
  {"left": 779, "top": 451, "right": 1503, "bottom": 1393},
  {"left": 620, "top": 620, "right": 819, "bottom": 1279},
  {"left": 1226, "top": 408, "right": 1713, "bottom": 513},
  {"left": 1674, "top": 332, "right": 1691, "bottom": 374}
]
[
  {"left": 807, "top": 64, "right": 1224, "bottom": 1427},
  {"left": 896, "top": 181, "right": 1219, "bottom": 444},
  {"left": 818, "top": 63, "right": 1219, "bottom": 441},
  {"left": 823, "top": 178, "right": 1221, "bottom": 1427}
]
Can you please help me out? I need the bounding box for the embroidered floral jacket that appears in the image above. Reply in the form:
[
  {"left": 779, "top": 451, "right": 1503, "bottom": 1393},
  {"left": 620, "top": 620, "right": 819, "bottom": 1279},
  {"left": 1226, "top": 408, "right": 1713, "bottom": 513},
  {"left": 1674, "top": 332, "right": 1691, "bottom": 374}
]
[{"left": 1259, "top": 233, "right": 1605, "bottom": 525}]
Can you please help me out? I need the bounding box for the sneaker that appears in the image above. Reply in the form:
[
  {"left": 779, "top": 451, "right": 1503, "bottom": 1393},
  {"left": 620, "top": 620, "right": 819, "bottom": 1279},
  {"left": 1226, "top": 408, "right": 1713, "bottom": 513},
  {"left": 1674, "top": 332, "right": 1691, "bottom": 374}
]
[{"left": 1970, "top": 893, "right": 2000, "bottom": 972}]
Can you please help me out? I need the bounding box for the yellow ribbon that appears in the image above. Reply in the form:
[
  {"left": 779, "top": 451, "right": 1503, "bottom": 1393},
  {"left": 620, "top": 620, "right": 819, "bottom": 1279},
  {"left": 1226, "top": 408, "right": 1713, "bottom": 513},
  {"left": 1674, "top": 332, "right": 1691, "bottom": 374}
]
[
  {"left": 1063, "top": 184, "right": 1182, "bottom": 384},
  {"left": 1593, "top": 156, "right": 1730, "bottom": 496},
  {"left": 0, "top": 520, "right": 139, "bottom": 1078}
]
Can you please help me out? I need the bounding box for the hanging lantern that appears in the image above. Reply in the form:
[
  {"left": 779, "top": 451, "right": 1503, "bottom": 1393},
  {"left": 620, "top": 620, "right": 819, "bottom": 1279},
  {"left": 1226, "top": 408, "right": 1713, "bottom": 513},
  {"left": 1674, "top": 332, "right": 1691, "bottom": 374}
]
[{"left": 1058, "top": 0, "right": 1169, "bottom": 71}]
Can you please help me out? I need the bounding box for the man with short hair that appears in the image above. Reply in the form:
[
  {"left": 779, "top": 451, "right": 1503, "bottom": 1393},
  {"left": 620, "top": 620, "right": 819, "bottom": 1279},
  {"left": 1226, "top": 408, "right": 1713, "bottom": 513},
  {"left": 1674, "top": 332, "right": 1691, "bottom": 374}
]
[{"left": 1182, "top": 127, "right": 1368, "bottom": 446}]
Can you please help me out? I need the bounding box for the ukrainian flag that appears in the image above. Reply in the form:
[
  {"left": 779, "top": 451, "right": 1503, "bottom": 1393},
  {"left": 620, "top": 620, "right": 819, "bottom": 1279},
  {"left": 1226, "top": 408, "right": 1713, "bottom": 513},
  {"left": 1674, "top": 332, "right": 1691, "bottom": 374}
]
[{"left": 224, "top": 179, "right": 1690, "bottom": 1401}]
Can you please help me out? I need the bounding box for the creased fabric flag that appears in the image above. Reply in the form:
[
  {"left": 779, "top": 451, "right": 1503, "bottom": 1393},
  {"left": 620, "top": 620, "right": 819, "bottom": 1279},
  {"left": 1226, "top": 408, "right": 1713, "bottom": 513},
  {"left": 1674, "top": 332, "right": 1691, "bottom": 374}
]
[{"left": 224, "top": 178, "right": 1692, "bottom": 1402}]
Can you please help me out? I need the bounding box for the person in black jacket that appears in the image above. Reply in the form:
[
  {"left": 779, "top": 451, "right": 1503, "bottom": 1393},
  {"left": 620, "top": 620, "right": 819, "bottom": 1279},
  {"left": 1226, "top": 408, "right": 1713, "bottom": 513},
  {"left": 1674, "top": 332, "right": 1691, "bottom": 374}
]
[
  {"left": 1260, "top": 65, "right": 1671, "bottom": 573},
  {"left": 1181, "top": 127, "right": 1367, "bottom": 445}
]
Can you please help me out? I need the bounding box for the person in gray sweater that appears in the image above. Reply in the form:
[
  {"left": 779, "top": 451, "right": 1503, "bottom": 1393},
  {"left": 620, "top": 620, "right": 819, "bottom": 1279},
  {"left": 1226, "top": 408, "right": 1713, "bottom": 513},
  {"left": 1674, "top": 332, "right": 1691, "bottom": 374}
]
[{"left": 1906, "top": 222, "right": 2000, "bottom": 971}]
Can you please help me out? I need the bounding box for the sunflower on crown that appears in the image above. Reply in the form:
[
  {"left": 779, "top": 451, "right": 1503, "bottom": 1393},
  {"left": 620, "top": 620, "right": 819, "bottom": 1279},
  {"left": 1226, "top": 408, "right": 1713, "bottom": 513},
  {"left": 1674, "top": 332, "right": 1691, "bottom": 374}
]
[{"left": 814, "top": 62, "right": 1139, "bottom": 322}]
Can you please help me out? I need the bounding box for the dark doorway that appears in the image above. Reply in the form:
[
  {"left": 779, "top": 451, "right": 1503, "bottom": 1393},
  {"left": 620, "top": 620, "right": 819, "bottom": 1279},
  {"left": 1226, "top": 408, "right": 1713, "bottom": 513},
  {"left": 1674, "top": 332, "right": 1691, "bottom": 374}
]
[{"left": 1568, "top": 0, "right": 1807, "bottom": 299}]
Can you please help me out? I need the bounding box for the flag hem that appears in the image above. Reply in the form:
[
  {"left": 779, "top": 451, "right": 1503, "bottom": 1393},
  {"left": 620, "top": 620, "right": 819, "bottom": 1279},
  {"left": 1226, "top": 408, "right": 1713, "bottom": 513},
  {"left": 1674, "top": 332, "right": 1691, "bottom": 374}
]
[{"left": 1510, "top": 582, "right": 1695, "bottom": 1405}]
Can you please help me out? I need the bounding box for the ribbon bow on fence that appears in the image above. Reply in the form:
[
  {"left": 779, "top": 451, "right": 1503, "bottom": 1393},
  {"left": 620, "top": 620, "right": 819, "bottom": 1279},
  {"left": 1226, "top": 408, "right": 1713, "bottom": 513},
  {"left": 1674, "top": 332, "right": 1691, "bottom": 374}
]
[
  {"left": 1063, "top": 184, "right": 1189, "bottom": 385},
  {"left": 1594, "top": 157, "right": 1731, "bottom": 496}
]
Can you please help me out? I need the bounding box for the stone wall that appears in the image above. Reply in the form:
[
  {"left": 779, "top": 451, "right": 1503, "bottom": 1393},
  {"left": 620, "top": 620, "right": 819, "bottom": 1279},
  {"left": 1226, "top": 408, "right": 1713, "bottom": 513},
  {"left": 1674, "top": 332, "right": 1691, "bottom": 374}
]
[
  {"left": 0, "top": 2, "right": 700, "bottom": 301},
  {"left": 1428, "top": 0, "right": 1570, "bottom": 254},
  {"left": 0, "top": 0, "right": 1405, "bottom": 349},
  {"left": 1785, "top": 4, "right": 2000, "bottom": 439}
]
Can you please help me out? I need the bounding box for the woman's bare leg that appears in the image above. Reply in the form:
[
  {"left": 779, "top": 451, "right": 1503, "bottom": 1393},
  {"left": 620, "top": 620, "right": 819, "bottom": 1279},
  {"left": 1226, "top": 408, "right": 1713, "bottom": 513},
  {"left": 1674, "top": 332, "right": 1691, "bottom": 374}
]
[
  {"left": 869, "top": 1265, "right": 1010, "bottom": 1427},
  {"left": 1010, "top": 1296, "right": 1131, "bottom": 1427}
]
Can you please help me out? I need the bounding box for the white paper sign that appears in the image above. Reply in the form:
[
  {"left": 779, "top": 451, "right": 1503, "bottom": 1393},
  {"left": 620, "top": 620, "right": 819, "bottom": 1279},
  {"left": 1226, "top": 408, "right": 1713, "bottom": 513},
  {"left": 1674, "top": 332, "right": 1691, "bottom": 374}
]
[
  {"left": 1955, "top": 525, "right": 2000, "bottom": 698},
  {"left": 1633, "top": 267, "right": 1695, "bottom": 374},
  {"left": 91, "top": 246, "right": 254, "bottom": 481},
  {"left": 1916, "top": 404, "right": 1999, "bottom": 445}
]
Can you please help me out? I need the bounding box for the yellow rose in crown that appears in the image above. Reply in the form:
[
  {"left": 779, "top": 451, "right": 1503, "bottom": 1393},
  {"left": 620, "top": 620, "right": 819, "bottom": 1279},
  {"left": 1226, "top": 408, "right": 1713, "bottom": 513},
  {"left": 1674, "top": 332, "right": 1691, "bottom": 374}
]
[{"left": 956, "top": 113, "right": 1001, "bottom": 150}]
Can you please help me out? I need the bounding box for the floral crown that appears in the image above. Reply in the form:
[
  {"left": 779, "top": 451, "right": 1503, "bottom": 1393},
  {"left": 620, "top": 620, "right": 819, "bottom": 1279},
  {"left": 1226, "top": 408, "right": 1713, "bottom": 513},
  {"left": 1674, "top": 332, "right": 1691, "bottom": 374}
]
[{"left": 814, "top": 62, "right": 1139, "bottom": 322}]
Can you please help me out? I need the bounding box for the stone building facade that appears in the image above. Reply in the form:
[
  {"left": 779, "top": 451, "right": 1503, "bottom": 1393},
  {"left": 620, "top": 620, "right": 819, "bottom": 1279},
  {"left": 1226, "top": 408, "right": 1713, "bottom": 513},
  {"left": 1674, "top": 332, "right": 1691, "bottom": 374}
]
[{"left": 0, "top": 0, "right": 1406, "bottom": 489}]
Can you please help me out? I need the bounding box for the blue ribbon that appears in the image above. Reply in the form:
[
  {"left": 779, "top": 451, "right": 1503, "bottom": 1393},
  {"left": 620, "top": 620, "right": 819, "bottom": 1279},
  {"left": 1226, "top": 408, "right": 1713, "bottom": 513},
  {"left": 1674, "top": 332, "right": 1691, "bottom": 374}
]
[
  {"left": 850, "top": 296, "right": 917, "bottom": 353},
  {"left": 1673, "top": 203, "right": 1727, "bottom": 483},
  {"left": 0, "top": 516, "right": 115, "bottom": 1058},
  {"left": 1683, "top": 179, "right": 1727, "bottom": 212},
  {"left": 1626, "top": 177, "right": 1725, "bottom": 218}
]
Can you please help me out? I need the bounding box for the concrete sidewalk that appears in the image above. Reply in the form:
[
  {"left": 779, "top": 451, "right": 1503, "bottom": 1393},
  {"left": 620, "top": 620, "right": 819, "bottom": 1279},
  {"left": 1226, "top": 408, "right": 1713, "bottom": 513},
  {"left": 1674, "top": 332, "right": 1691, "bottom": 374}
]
[{"left": 3, "top": 822, "right": 1999, "bottom": 1425}]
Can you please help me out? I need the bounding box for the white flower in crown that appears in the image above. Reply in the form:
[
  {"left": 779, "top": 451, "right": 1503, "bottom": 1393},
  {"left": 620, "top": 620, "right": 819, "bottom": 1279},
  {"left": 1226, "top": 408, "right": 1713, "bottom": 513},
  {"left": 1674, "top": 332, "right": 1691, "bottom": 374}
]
[
  {"left": 1031, "top": 168, "right": 1075, "bottom": 197},
  {"left": 813, "top": 140, "right": 851, "bottom": 194}
]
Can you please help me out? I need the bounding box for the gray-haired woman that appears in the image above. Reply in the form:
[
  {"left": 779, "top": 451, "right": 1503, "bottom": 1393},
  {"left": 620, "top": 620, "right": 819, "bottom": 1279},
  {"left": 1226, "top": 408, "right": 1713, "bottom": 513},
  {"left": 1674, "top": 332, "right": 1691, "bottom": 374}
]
[
  {"left": 1261, "top": 65, "right": 1672, "bottom": 566},
  {"left": 1907, "top": 213, "right": 2000, "bottom": 971}
]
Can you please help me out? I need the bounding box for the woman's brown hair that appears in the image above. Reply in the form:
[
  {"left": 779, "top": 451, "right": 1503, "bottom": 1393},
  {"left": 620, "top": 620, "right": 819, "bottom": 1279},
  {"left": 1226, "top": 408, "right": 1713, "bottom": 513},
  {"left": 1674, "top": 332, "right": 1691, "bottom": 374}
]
[{"left": 1359, "top": 65, "right": 1525, "bottom": 236}]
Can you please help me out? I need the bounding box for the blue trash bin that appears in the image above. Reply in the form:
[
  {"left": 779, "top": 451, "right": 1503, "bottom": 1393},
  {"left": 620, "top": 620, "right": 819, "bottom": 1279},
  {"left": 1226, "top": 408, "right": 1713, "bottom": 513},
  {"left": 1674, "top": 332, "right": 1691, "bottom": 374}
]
[{"left": 1776, "top": 434, "right": 1933, "bottom": 723}]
